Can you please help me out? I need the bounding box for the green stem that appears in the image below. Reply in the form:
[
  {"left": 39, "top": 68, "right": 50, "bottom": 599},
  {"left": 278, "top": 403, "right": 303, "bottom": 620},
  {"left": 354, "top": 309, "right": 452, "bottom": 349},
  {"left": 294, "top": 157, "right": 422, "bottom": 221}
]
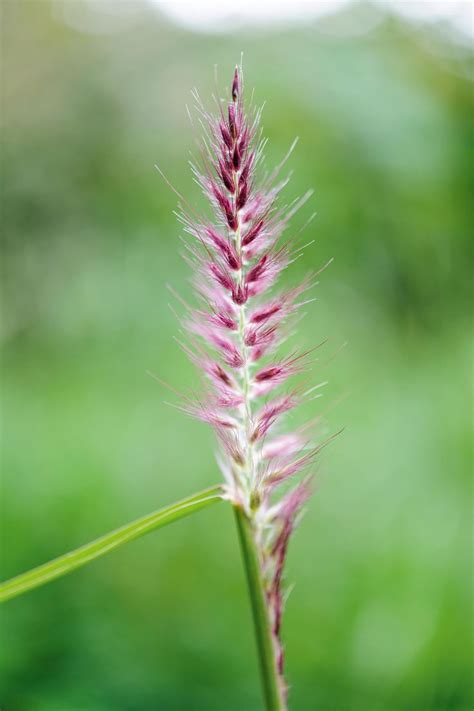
[
  {"left": 1, "top": 485, "right": 223, "bottom": 603},
  {"left": 234, "top": 505, "right": 285, "bottom": 711}
]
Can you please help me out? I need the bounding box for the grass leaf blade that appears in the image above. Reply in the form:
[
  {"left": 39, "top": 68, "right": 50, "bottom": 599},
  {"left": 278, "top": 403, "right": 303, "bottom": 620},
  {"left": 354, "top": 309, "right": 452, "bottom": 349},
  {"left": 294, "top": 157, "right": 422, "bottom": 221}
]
[{"left": 1, "top": 484, "right": 223, "bottom": 603}]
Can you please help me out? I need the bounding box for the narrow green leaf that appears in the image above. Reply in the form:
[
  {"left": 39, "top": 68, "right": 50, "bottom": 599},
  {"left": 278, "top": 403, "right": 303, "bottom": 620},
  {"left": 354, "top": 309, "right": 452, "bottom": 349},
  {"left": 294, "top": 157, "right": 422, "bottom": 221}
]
[{"left": 1, "top": 485, "right": 223, "bottom": 603}]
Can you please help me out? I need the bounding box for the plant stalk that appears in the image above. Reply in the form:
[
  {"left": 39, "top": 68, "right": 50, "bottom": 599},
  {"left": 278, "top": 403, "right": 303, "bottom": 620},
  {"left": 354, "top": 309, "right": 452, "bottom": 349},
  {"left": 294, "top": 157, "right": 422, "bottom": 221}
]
[
  {"left": 234, "top": 504, "right": 285, "bottom": 711},
  {"left": 1, "top": 484, "right": 223, "bottom": 603}
]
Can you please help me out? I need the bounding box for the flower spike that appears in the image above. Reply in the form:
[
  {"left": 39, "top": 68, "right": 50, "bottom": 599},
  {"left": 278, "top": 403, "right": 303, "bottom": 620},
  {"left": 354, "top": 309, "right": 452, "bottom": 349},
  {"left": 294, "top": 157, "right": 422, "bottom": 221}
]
[{"left": 166, "top": 65, "right": 335, "bottom": 708}]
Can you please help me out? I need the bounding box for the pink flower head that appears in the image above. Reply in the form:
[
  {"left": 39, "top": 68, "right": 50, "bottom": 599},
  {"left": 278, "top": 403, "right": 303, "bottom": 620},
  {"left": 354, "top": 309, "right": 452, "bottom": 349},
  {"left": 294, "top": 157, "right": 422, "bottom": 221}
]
[{"left": 165, "top": 64, "right": 336, "bottom": 706}]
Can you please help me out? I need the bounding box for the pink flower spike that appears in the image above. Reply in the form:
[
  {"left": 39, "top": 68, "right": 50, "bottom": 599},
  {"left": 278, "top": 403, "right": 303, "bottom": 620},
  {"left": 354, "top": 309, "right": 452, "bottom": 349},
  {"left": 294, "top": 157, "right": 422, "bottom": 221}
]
[{"left": 162, "top": 66, "right": 338, "bottom": 704}]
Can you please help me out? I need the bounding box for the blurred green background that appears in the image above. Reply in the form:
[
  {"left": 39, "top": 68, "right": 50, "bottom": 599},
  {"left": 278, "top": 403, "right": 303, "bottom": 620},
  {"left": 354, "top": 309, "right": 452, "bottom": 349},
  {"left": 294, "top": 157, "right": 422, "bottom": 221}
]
[{"left": 1, "top": 1, "right": 472, "bottom": 709}]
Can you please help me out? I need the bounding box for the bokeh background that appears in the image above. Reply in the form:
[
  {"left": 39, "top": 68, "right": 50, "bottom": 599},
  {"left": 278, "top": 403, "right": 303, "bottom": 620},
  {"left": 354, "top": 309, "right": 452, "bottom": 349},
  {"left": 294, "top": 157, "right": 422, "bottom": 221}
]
[{"left": 1, "top": 1, "right": 472, "bottom": 709}]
